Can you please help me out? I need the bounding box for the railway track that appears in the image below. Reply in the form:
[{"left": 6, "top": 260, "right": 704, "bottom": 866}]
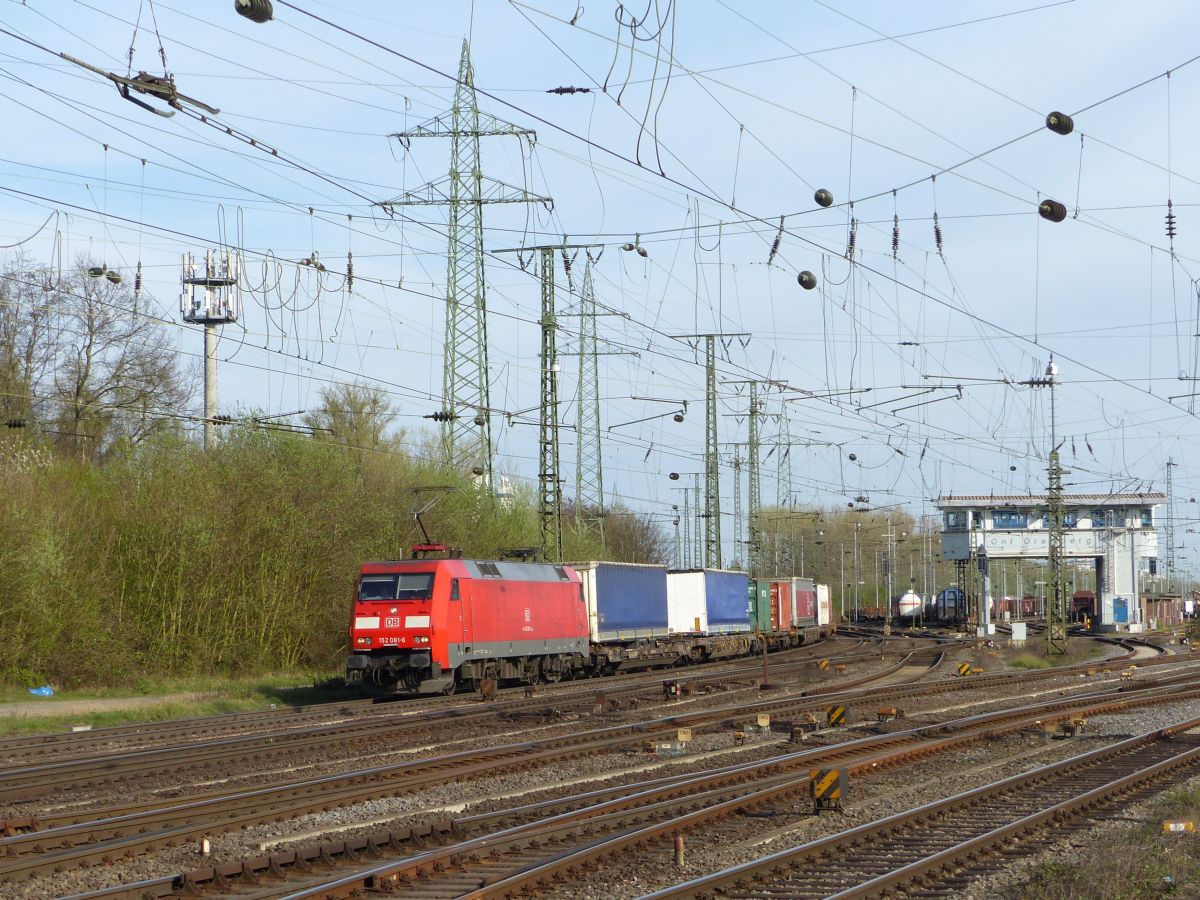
[
  {"left": 0, "top": 649, "right": 947, "bottom": 877},
  {"left": 0, "top": 643, "right": 913, "bottom": 801},
  {"left": 0, "top": 638, "right": 880, "bottom": 767},
  {"left": 65, "top": 675, "right": 1200, "bottom": 899},
  {"left": 646, "top": 716, "right": 1200, "bottom": 898}
]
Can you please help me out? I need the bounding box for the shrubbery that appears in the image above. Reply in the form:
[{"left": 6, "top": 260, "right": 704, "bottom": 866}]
[{"left": 0, "top": 427, "right": 660, "bottom": 688}]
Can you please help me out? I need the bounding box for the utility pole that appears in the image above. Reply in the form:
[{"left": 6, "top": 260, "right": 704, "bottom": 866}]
[
  {"left": 731, "top": 451, "right": 744, "bottom": 569},
  {"left": 538, "top": 247, "right": 562, "bottom": 562},
  {"left": 384, "top": 41, "right": 549, "bottom": 488},
  {"left": 493, "top": 241, "right": 601, "bottom": 562},
  {"left": 681, "top": 487, "right": 691, "bottom": 568},
  {"left": 180, "top": 250, "right": 240, "bottom": 451},
  {"left": 1166, "top": 458, "right": 1178, "bottom": 593},
  {"left": 722, "top": 376, "right": 771, "bottom": 577},
  {"left": 672, "top": 333, "right": 749, "bottom": 568},
  {"left": 693, "top": 473, "right": 704, "bottom": 567},
  {"left": 1023, "top": 357, "right": 1068, "bottom": 654}
]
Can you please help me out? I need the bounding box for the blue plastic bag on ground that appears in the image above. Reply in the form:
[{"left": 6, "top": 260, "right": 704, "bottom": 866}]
[{"left": 28, "top": 685, "right": 54, "bottom": 697}]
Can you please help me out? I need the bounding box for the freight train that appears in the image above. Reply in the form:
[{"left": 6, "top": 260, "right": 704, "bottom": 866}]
[{"left": 346, "top": 558, "right": 833, "bottom": 695}]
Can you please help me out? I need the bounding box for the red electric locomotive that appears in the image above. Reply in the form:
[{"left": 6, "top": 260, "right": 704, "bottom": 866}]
[{"left": 345, "top": 558, "right": 589, "bottom": 694}]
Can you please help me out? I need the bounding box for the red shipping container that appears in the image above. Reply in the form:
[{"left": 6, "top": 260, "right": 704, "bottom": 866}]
[
  {"left": 770, "top": 580, "right": 793, "bottom": 631},
  {"left": 793, "top": 578, "right": 816, "bottom": 623}
]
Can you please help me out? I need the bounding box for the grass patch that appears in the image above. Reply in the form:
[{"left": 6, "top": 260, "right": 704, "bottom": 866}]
[
  {"left": 0, "top": 671, "right": 350, "bottom": 736},
  {"left": 1000, "top": 781, "right": 1200, "bottom": 898}
]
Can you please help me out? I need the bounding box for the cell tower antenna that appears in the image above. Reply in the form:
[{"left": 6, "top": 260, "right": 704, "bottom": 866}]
[
  {"left": 180, "top": 249, "right": 241, "bottom": 450},
  {"left": 382, "top": 41, "right": 549, "bottom": 490}
]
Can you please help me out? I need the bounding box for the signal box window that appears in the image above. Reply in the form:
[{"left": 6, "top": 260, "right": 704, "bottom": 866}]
[
  {"left": 944, "top": 511, "right": 967, "bottom": 532},
  {"left": 992, "top": 511, "right": 1027, "bottom": 529}
]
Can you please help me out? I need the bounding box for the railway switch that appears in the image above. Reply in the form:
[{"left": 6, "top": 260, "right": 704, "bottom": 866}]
[{"left": 810, "top": 767, "right": 847, "bottom": 813}]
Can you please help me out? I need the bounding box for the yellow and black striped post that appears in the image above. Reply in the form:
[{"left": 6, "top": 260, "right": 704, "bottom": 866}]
[
  {"left": 810, "top": 767, "right": 847, "bottom": 812},
  {"left": 957, "top": 661, "right": 972, "bottom": 677},
  {"left": 816, "top": 658, "right": 829, "bottom": 673},
  {"left": 826, "top": 704, "right": 848, "bottom": 727}
]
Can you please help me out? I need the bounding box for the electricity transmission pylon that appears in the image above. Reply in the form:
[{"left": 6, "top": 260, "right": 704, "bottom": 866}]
[
  {"left": 575, "top": 258, "right": 604, "bottom": 534},
  {"left": 383, "top": 40, "right": 548, "bottom": 488}
]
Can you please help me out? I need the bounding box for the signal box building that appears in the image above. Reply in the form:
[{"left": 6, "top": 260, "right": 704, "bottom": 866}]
[{"left": 937, "top": 493, "right": 1164, "bottom": 632}]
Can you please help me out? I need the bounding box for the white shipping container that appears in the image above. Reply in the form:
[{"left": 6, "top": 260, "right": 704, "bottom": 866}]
[
  {"left": 666, "top": 571, "right": 709, "bottom": 634},
  {"left": 816, "top": 583, "right": 833, "bottom": 626}
]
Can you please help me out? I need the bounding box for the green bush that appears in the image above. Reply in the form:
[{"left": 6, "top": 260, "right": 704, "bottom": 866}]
[{"left": 0, "top": 427, "right": 655, "bottom": 688}]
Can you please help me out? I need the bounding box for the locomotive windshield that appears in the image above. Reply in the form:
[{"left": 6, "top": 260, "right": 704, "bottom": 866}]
[{"left": 358, "top": 572, "right": 435, "bottom": 601}]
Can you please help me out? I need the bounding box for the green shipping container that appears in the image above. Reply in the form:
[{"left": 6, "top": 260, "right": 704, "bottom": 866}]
[{"left": 749, "top": 580, "right": 771, "bottom": 632}]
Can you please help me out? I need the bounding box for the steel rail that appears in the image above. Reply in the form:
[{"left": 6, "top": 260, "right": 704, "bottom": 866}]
[{"left": 69, "top": 676, "right": 1200, "bottom": 899}]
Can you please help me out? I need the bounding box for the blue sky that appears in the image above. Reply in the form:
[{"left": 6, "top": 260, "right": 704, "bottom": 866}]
[{"left": 3, "top": 0, "right": 1200, "bottom": 573}]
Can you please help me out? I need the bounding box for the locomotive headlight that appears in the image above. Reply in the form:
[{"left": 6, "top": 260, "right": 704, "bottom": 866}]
[
  {"left": 355, "top": 636, "right": 371, "bottom": 646},
  {"left": 415, "top": 635, "right": 430, "bottom": 644}
]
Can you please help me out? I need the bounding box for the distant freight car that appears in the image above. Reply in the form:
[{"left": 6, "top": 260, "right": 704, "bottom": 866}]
[
  {"left": 574, "top": 561, "right": 670, "bottom": 641},
  {"left": 666, "top": 569, "right": 753, "bottom": 632},
  {"left": 816, "top": 583, "right": 833, "bottom": 627},
  {"left": 346, "top": 558, "right": 588, "bottom": 694},
  {"left": 793, "top": 577, "right": 817, "bottom": 623},
  {"left": 1072, "top": 590, "right": 1096, "bottom": 622},
  {"left": 768, "top": 579, "right": 794, "bottom": 631}
]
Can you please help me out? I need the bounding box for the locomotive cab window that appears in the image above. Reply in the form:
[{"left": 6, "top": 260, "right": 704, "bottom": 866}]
[
  {"left": 450, "top": 578, "right": 460, "bottom": 601},
  {"left": 395, "top": 572, "right": 435, "bottom": 600},
  {"left": 359, "top": 572, "right": 435, "bottom": 601},
  {"left": 359, "top": 574, "right": 398, "bottom": 601}
]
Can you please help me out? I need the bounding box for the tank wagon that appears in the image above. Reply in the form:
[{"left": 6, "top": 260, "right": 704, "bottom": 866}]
[{"left": 347, "top": 558, "right": 835, "bottom": 695}]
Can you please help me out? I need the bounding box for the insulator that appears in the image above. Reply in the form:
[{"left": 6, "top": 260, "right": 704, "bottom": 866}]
[
  {"left": 234, "top": 0, "right": 273, "bottom": 23},
  {"left": 1038, "top": 199, "right": 1068, "bottom": 223},
  {"left": 669, "top": 472, "right": 680, "bottom": 480},
  {"left": 933, "top": 213, "right": 944, "bottom": 254},
  {"left": 1045, "top": 111, "right": 1074, "bottom": 136},
  {"left": 846, "top": 218, "right": 857, "bottom": 258},
  {"left": 474, "top": 415, "right": 485, "bottom": 426},
  {"left": 892, "top": 214, "right": 900, "bottom": 259},
  {"left": 471, "top": 466, "right": 485, "bottom": 476},
  {"left": 87, "top": 265, "right": 105, "bottom": 278},
  {"left": 636, "top": 246, "right": 648, "bottom": 258},
  {"left": 673, "top": 413, "right": 685, "bottom": 423},
  {"left": 346, "top": 251, "right": 354, "bottom": 292},
  {"left": 105, "top": 269, "right": 122, "bottom": 285},
  {"left": 621, "top": 242, "right": 636, "bottom": 252},
  {"left": 1166, "top": 201, "right": 1178, "bottom": 240},
  {"left": 133, "top": 262, "right": 142, "bottom": 296},
  {"left": 848, "top": 453, "right": 857, "bottom": 462},
  {"left": 814, "top": 188, "right": 833, "bottom": 208},
  {"left": 767, "top": 217, "right": 784, "bottom": 265},
  {"left": 1010, "top": 465, "right": 1017, "bottom": 471},
  {"left": 797, "top": 270, "right": 817, "bottom": 291}
]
